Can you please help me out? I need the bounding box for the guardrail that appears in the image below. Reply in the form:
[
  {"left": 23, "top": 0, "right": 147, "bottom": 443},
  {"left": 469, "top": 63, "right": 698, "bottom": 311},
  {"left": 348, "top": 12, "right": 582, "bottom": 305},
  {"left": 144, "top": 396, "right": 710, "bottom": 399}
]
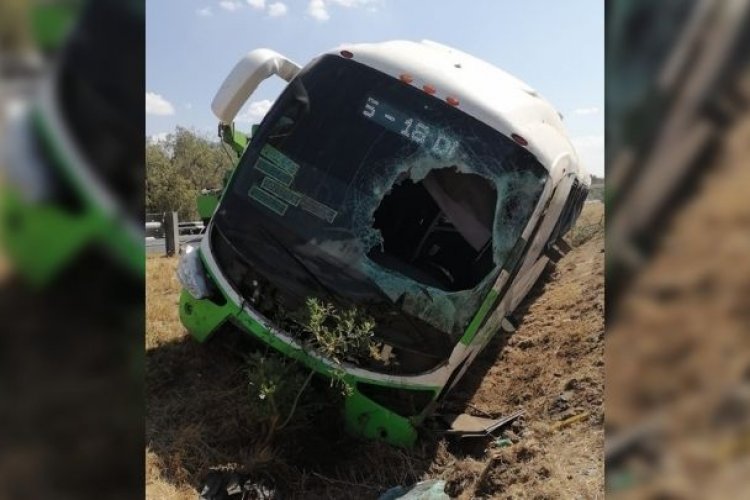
[{"left": 145, "top": 212, "right": 205, "bottom": 256}]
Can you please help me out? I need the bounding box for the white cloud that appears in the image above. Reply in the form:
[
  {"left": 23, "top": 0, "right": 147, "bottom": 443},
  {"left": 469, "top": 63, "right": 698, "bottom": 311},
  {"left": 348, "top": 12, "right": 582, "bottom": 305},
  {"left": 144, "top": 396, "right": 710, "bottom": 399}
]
[
  {"left": 236, "top": 99, "right": 273, "bottom": 123},
  {"left": 148, "top": 132, "right": 170, "bottom": 144},
  {"left": 185, "top": 103, "right": 193, "bottom": 110},
  {"left": 146, "top": 92, "right": 175, "bottom": 116},
  {"left": 329, "top": 0, "right": 379, "bottom": 8},
  {"left": 308, "top": 0, "right": 329, "bottom": 21},
  {"left": 267, "top": 2, "right": 288, "bottom": 17},
  {"left": 574, "top": 106, "right": 600, "bottom": 116},
  {"left": 219, "top": 0, "right": 242, "bottom": 11},
  {"left": 307, "top": 0, "right": 380, "bottom": 21},
  {"left": 247, "top": 0, "right": 265, "bottom": 9},
  {"left": 571, "top": 134, "right": 604, "bottom": 177},
  {"left": 196, "top": 6, "right": 213, "bottom": 16}
]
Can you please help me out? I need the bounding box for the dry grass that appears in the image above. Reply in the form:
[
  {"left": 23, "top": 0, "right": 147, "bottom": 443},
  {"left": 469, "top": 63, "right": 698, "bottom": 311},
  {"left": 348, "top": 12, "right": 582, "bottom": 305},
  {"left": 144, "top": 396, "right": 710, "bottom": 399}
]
[
  {"left": 146, "top": 203, "right": 604, "bottom": 499},
  {"left": 145, "top": 256, "right": 182, "bottom": 350}
]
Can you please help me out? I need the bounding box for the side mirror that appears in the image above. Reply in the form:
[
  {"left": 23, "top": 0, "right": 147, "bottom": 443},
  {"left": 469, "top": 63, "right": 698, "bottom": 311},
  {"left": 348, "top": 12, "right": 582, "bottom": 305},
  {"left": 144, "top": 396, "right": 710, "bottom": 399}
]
[{"left": 211, "top": 48, "right": 301, "bottom": 124}]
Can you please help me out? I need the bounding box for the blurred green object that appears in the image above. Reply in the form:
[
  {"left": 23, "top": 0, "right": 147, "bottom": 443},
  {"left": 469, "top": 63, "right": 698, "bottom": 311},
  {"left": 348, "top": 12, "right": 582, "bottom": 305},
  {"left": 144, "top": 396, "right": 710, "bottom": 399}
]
[
  {"left": 0, "top": 184, "right": 141, "bottom": 286},
  {"left": 1, "top": 0, "right": 144, "bottom": 285},
  {"left": 493, "top": 437, "right": 512, "bottom": 448},
  {"left": 0, "top": 112, "right": 144, "bottom": 286},
  {"left": 30, "top": 1, "right": 83, "bottom": 53},
  {"left": 607, "top": 470, "right": 636, "bottom": 491},
  {"left": 196, "top": 191, "right": 220, "bottom": 224}
]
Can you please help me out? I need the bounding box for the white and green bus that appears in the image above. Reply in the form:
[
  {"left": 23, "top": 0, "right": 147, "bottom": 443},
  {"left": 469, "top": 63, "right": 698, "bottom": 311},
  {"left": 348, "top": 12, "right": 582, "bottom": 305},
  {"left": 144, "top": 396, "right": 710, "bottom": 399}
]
[{"left": 178, "top": 40, "right": 590, "bottom": 447}]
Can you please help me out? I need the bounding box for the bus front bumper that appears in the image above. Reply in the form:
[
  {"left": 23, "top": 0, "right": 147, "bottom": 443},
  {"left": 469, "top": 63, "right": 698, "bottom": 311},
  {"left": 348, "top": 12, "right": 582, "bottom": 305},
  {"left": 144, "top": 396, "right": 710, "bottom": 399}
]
[{"left": 179, "top": 286, "right": 440, "bottom": 448}]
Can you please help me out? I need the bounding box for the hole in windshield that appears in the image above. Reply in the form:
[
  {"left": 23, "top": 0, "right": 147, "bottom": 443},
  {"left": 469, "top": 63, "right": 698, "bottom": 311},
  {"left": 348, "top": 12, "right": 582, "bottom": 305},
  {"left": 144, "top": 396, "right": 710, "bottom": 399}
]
[{"left": 367, "top": 167, "right": 497, "bottom": 292}]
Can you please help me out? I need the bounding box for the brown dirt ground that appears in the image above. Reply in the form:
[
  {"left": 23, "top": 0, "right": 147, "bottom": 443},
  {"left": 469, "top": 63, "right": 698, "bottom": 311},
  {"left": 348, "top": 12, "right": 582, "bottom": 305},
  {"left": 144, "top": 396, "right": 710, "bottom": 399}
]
[
  {"left": 605, "top": 114, "right": 750, "bottom": 498},
  {"left": 146, "top": 202, "right": 604, "bottom": 499}
]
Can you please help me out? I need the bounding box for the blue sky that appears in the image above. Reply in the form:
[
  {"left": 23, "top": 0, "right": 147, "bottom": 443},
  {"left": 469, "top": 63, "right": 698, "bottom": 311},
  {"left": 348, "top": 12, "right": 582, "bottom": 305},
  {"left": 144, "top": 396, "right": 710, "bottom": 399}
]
[{"left": 146, "top": 0, "right": 603, "bottom": 176}]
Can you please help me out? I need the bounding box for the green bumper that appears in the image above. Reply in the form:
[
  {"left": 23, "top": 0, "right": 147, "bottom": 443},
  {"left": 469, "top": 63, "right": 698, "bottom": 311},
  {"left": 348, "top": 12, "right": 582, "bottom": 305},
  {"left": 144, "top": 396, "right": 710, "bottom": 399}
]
[{"left": 179, "top": 288, "right": 438, "bottom": 447}]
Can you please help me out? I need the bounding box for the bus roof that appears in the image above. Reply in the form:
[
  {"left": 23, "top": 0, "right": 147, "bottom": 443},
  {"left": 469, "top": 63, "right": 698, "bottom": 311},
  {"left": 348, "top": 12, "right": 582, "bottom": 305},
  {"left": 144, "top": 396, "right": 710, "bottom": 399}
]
[{"left": 324, "top": 40, "right": 589, "bottom": 184}]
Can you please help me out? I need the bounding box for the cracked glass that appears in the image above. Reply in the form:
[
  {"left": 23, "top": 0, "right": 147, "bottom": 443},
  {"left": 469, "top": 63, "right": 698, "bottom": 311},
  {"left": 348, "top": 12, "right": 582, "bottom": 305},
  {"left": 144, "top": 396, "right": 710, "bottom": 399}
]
[{"left": 213, "top": 55, "right": 548, "bottom": 373}]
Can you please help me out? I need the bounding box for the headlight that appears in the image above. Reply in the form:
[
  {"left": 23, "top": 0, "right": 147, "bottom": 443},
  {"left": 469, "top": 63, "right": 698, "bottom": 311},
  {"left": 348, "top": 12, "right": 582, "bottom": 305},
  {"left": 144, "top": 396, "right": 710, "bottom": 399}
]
[{"left": 177, "top": 244, "right": 211, "bottom": 299}]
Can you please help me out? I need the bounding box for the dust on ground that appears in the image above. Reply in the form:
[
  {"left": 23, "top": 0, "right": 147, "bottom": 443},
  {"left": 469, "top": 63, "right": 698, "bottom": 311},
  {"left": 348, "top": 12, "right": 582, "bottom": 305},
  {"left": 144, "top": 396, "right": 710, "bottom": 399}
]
[{"left": 146, "top": 202, "right": 604, "bottom": 499}]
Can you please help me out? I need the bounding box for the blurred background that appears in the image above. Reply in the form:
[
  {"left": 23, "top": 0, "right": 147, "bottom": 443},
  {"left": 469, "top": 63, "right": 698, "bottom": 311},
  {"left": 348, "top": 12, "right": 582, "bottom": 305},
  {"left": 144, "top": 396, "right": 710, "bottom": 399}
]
[
  {"left": 606, "top": 0, "right": 750, "bottom": 497},
  {"left": 0, "top": 0, "right": 143, "bottom": 498}
]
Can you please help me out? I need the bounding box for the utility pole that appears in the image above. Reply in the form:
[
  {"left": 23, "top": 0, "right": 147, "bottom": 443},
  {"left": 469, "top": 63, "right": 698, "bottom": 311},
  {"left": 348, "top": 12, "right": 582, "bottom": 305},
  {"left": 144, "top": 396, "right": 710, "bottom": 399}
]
[{"left": 164, "top": 211, "right": 179, "bottom": 256}]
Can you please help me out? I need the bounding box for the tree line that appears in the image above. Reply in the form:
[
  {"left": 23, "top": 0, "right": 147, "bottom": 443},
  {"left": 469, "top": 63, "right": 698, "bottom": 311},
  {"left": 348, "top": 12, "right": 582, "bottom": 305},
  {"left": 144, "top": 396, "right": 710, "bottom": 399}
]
[{"left": 146, "top": 127, "right": 235, "bottom": 220}]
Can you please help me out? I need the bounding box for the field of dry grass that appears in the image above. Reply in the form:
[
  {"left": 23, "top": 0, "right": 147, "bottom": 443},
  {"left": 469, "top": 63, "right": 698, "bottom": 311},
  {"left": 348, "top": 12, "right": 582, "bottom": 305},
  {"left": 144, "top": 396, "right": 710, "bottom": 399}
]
[{"left": 146, "top": 202, "right": 604, "bottom": 499}]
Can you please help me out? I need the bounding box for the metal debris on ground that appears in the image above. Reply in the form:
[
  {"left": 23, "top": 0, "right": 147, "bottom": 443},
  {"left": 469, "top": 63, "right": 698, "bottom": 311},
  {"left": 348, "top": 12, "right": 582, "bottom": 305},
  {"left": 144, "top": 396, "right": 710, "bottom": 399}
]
[
  {"left": 199, "top": 471, "right": 275, "bottom": 500},
  {"left": 378, "top": 479, "right": 449, "bottom": 500},
  {"left": 438, "top": 409, "right": 524, "bottom": 438}
]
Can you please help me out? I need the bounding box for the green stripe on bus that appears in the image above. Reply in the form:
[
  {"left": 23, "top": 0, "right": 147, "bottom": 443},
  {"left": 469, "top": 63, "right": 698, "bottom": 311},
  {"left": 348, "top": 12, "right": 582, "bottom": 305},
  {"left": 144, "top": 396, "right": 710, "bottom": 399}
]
[{"left": 459, "top": 289, "right": 499, "bottom": 346}]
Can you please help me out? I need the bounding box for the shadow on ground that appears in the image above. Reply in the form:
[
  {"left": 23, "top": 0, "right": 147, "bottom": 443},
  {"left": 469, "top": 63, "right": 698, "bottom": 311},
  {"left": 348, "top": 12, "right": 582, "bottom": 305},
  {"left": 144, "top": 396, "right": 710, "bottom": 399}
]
[{"left": 145, "top": 260, "right": 561, "bottom": 499}]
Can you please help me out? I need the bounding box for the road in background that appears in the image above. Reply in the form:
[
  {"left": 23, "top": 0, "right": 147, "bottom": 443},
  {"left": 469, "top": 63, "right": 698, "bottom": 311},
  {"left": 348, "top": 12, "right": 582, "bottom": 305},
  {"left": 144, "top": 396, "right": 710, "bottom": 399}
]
[{"left": 146, "top": 234, "right": 202, "bottom": 255}]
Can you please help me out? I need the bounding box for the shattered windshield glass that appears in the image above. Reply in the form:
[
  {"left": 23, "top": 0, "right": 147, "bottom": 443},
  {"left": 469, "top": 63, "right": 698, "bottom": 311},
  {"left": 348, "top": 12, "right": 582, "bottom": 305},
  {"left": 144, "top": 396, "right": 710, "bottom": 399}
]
[{"left": 213, "top": 55, "right": 547, "bottom": 373}]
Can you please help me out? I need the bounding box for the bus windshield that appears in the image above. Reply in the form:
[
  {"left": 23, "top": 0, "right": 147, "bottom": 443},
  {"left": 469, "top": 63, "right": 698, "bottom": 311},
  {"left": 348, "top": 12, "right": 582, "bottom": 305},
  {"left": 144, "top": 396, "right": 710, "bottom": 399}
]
[{"left": 213, "top": 55, "right": 547, "bottom": 373}]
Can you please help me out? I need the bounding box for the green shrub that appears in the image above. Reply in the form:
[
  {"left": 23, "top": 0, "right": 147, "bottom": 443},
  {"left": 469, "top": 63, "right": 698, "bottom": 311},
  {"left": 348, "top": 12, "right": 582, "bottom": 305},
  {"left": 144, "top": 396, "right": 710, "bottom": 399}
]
[
  {"left": 301, "top": 297, "right": 380, "bottom": 365},
  {"left": 245, "top": 352, "right": 317, "bottom": 435}
]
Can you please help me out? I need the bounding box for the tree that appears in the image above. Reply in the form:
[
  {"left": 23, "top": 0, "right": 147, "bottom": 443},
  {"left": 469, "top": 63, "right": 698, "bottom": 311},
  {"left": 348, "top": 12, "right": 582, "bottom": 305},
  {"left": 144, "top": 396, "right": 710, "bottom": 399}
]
[{"left": 145, "top": 127, "right": 235, "bottom": 220}]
